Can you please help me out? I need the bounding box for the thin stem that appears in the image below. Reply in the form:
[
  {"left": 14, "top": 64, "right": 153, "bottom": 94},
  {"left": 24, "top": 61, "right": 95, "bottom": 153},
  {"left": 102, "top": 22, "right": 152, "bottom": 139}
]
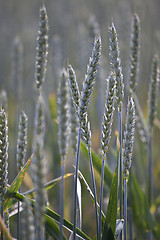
[
  {"left": 147, "top": 232, "right": 152, "bottom": 240},
  {"left": 117, "top": 136, "right": 120, "bottom": 208},
  {"left": 17, "top": 187, "right": 21, "bottom": 240},
  {"left": 147, "top": 134, "right": 152, "bottom": 240},
  {"left": 128, "top": 208, "right": 133, "bottom": 240},
  {"left": 128, "top": 170, "right": 132, "bottom": 240},
  {"left": 1, "top": 199, "right": 4, "bottom": 240},
  {"left": 59, "top": 156, "right": 65, "bottom": 240},
  {"left": 73, "top": 123, "right": 81, "bottom": 240},
  {"left": 124, "top": 179, "right": 127, "bottom": 240},
  {"left": 88, "top": 148, "right": 99, "bottom": 240},
  {"left": 118, "top": 110, "right": 123, "bottom": 240},
  {"left": 99, "top": 157, "right": 105, "bottom": 240},
  {"left": 148, "top": 134, "right": 152, "bottom": 206}
]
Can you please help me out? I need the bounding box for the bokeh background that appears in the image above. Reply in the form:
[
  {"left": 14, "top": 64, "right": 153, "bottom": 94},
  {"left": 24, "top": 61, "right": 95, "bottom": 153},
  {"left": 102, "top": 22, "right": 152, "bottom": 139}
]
[{"left": 0, "top": 0, "right": 160, "bottom": 239}]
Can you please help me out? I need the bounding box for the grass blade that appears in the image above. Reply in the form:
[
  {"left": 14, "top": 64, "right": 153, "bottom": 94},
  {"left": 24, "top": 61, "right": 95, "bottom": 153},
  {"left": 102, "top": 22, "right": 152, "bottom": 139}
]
[
  {"left": 3, "top": 155, "right": 32, "bottom": 211},
  {"left": 11, "top": 192, "right": 91, "bottom": 240},
  {"left": 102, "top": 167, "right": 118, "bottom": 240},
  {"left": 45, "top": 215, "right": 67, "bottom": 240},
  {"left": 24, "top": 173, "right": 74, "bottom": 196}
]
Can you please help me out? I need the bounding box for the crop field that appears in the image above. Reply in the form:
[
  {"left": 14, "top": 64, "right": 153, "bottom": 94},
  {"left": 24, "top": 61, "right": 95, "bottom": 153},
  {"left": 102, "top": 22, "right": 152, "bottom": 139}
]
[{"left": 0, "top": 0, "right": 160, "bottom": 239}]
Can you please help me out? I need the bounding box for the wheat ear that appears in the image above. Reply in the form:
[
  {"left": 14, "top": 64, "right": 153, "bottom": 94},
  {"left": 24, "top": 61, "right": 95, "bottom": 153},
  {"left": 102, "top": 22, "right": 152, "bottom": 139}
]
[
  {"left": 123, "top": 98, "right": 135, "bottom": 240},
  {"left": 129, "top": 14, "right": 140, "bottom": 94},
  {"left": 99, "top": 72, "right": 116, "bottom": 240},
  {"left": 35, "top": 5, "right": 49, "bottom": 92}
]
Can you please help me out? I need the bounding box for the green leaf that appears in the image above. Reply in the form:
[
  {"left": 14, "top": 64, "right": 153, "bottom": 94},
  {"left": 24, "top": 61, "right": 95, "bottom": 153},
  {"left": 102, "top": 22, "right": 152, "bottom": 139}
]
[
  {"left": 45, "top": 214, "right": 67, "bottom": 240},
  {"left": 130, "top": 173, "right": 147, "bottom": 230},
  {"left": 24, "top": 173, "right": 74, "bottom": 197},
  {"left": 3, "top": 155, "right": 32, "bottom": 211},
  {"left": 80, "top": 142, "right": 113, "bottom": 188},
  {"left": 102, "top": 167, "right": 118, "bottom": 240},
  {"left": 130, "top": 173, "right": 153, "bottom": 228},
  {"left": 129, "top": 173, "right": 160, "bottom": 239},
  {"left": 9, "top": 192, "right": 91, "bottom": 240}
]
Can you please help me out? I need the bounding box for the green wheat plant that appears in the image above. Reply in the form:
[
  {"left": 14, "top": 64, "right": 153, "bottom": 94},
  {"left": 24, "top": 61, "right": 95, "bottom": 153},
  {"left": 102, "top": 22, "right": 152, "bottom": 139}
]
[
  {"left": 57, "top": 68, "right": 69, "bottom": 240},
  {"left": 99, "top": 72, "right": 116, "bottom": 240},
  {"left": 123, "top": 97, "right": 135, "bottom": 240},
  {"left": 32, "top": 94, "right": 46, "bottom": 240},
  {"left": 68, "top": 35, "right": 101, "bottom": 240},
  {"left": 109, "top": 23, "right": 124, "bottom": 240},
  {"left": 147, "top": 55, "right": 159, "bottom": 240},
  {"left": 16, "top": 111, "right": 28, "bottom": 240}
]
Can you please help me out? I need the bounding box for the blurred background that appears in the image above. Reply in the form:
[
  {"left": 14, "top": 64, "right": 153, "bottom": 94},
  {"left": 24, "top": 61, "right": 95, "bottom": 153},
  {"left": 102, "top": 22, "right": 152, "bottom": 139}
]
[{"left": 1, "top": 0, "right": 160, "bottom": 238}]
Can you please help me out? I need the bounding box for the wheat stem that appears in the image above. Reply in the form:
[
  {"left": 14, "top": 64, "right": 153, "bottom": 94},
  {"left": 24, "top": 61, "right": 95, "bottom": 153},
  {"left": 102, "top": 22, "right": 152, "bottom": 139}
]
[
  {"left": 128, "top": 208, "right": 133, "bottom": 240},
  {"left": 99, "top": 157, "right": 105, "bottom": 240},
  {"left": 1, "top": 199, "right": 4, "bottom": 240},
  {"left": 73, "top": 123, "right": 81, "bottom": 240},
  {"left": 148, "top": 135, "right": 152, "bottom": 207},
  {"left": 88, "top": 148, "right": 99, "bottom": 240},
  {"left": 119, "top": 109, "right": 123, "bottom": 220},
  {"left": 119, "top": 109, "right": 123, "bottom": 240},
  {"left": 124, "top": 179, "right": 127, "bottom": 240},
  {"left": 59, "top": 156, "right": 66, "bottom": 240},
  {"left": 17, "top": 187, "right": 21, "bottom": 240}
]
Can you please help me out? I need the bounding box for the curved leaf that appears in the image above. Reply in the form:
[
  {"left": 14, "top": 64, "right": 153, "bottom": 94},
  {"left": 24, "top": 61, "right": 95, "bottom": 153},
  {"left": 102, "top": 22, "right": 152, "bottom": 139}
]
[
  {"left": 24, "top": 173, "right": 74, "bottom": 197},
  {"left": 3, "top": 155, "right": 32, "bottom": 210},
  {"left": 8, "top": 192, "right": 91, "bottom": 240},
  {"left": 45, "top": 214, "right": 67, "bottom": 240},
  {"left": 102, "top": 167, "right": 118, "bottom": 240}
]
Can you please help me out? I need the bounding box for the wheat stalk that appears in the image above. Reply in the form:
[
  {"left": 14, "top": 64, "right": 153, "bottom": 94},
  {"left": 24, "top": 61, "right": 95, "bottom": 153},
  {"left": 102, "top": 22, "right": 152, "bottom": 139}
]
[
  {"left": 147, "top": 55, "right": 159, "bottom": 216},
  {"left": 109, "top": 24, "right": 124, "bottom": 238},
  {"left": 16, "top": 110, "right": 28, "bottom": 240},
  {"left": 123, "top": 97, "right": 135, "bottom": 240},
  {"left": 32, "top": 95, "right": 46, "bottom": 240},
  {"left": 57, "top": 69, "right": 69, "bottom": 240},
  {"left": 69, "top": 36, "right": 101, "bottom": 240},
  {"left": 99, "top": 72, "right": 116, "bottom": 240}
]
